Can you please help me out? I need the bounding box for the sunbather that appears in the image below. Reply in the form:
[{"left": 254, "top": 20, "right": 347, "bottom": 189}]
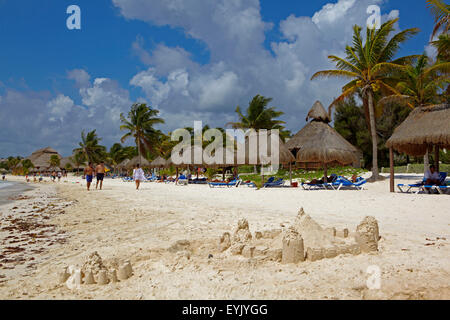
[{"left": 424, "top": 165, "right": 442, "bottom": 186}]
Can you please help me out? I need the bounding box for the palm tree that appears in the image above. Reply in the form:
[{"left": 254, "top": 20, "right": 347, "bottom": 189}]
[
  {"left": 427, "top": 1, "right": 449, "bottom": 75},
  {"left": 227, "top": 95, "right": 290, "bottom": 140},
  {"left": 108, "top": 143, "right": 128, "bottom": 174},
  {"left": 120, "top": 103, "right": 165, "bottom": 165},
  {"left": 21, "top": 159, "right": 34, "bottom": 174},
  {"left": 49, "top": 155, "right": 60, "bottom": 168},
  {"left": 378, "top": 54, "right": 449, "bottom": 171},
  {"left": 73, "top": 130, "right": 106, "bottom": 164},
  {"left": 71, "top": 152, "right": 86, "bottom": 175},
  {"left": 7, "top": 157, "right": 20, "bottom": 172},
  {"left": 427, "top": 0, "right": 449, "bottom": 39},
  {"left": 311, "top": 19, "right": 419, "bottom": 180}
]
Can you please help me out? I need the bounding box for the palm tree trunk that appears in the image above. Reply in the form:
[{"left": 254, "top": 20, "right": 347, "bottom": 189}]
[
  {"left": 137, "top": 135, "right": 142, "bottom": 166},
  {"left": 424, "top": 149, "right": 429, "bottom": 174},
  {"left": 367, "top": 90, "right": 379, "bottom": 180}
]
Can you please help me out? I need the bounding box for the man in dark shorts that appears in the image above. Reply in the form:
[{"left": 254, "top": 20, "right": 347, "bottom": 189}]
[
  {"left": 84, "top": 162, "right": 94, "bottom": 191},
  {"left": 96, "top": 161, "right": 106, "bottom": 190}
]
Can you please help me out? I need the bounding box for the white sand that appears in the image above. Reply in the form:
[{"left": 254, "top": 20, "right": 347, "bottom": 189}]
[{"left": 0, "top": 173, "right": 449, "bottom": 299}]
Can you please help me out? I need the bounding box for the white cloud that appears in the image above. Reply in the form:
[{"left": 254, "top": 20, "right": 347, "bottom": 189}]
[
  {"left": 67, "top": 69, "right": 91, "bottom": 88},
  {"left": 47, "top": 94, "right": 75, "bottom": 122}
]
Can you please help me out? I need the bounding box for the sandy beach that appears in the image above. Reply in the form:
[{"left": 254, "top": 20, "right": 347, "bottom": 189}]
[{"left": 0, "top": 173, "right": 449, "bottom": 300}]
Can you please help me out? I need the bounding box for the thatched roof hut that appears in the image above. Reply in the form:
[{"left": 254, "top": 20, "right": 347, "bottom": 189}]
[
  {"left": 386, "top": 104, "right": 450, "bottom": 156},
  {"left": 286, "top": 101, "right": 360, "bottom": 166},
  {"left": 150, "top": 156, "right": 171, "bottom": 169},
  {"left": 26, "top": 147, "right": 61, "bottom": 170},
  {"left": 126, "top": 155, "right": 151, "bottom": 169},
  {"left": 386, "top": 104, "right": 450, "bottom": 192},
  {"left": 117, "top": 159, "right": 130, "bottom": 169}
]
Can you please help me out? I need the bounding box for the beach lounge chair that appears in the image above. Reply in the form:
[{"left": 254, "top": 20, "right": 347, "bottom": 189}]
[
  {"left": 397, "top": 172, "right": 447, "bottom": 194},
  {"left": 263, "top": 178, "right": 285, "bottom": 188},
  {"left": 208, "top": 179, "right": 240, "bottom": 188},
  {"left": 330, "top": 176, "right": 366, "bottom": 190},
  {"left": 301, "top": 174, "right": 337, "bottom": 190}
]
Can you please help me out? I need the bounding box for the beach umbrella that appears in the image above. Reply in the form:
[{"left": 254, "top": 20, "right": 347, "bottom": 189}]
[{"left": 285, "top": 101, "right": 360, "bottom": 182}]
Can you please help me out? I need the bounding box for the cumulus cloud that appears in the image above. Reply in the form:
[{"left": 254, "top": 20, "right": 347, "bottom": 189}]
[
  {"left": 67, "top": 69, "right": 91, "bottom": 88},
  {"left": 113, "top": 0, "right": 401, "bottom": 132},
  {"left": 0, "top": 71, "right": 133, "bottom": 157},
  {"left": 47, "top": 94, "right": 75, "bottom": 122}
]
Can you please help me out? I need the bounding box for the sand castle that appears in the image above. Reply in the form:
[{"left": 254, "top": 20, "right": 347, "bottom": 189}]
[
  {"left": 219, "top": 208, "right": 380, "bottom": 263},
  {"left": 58, "top": 251, "right": 133, "bottom": 288}
]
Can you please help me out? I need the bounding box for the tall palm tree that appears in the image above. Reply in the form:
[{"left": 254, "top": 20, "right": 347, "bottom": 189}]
[
  {"left": 71, "top": 152, "right": 86, "bottom": 175},
  {"left": 120, "top": 103, "right": 165, "bottom": 165},
  {"left": 227, "top": 94, "right": 290, "bottom": 140},
  {"left": 378, "top": 54, "right": 449, "bottom": 171},
  {"left": 311, "top": 19, "right": 419, "bottom": 180},
  {"left": 73, "top": 130, "right": 106, "bottom": 164}
]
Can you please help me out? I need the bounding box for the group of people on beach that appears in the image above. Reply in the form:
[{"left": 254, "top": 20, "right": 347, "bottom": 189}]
[
  {"left": 83, "top": 162, "right": 146, "bottom": 191},
  {"left": 83, "top": 162, "right": 106, "bottom": 191}
]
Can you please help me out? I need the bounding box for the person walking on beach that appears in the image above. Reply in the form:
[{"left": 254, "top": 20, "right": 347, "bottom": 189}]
[
  {"left": 133, "top": 163, "right": 145, "bottom": 190},
  {"left": 57, "top": 171, "right": 62, "bottom": 182},
  {"left": 95, "top": 161, "right": 106, "bottom": 190},
  {"left": 84, "top": 162, "right": 94, "bottom": 191}
]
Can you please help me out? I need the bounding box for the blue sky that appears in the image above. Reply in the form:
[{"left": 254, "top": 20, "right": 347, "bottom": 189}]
[{"left": 0, "top": 0, "right": 438, "bottom": 157}]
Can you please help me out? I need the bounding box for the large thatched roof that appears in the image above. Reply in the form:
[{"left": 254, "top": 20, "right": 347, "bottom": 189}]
[
  {"left": 26, "top": 147, "right": 61, "bottom": 169},
  {"left": 386, "top": 104, "right": 450, "bottom": 156},
  {"left": 286, "top": 101, "right": 359, "bottom": 165},
  {"left": 126, "top": 155, "right": 151, "bottom": 169}
]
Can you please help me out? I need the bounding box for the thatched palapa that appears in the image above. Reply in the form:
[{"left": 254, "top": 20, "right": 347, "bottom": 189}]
[
  {"left": 286, "top": 101, "right": 360, "bottom": 166},
  {"left": 386, "top": 104, "right": 450, "bottom": 156},
  {"left": 26, "top": 147, "right": 62, "bottom": 170},
  {"left": 126, "top": 155, "right": 151, "bottom": 169},
  {"left": 150, "top": 156, "right": 172, "bottom": 169}
]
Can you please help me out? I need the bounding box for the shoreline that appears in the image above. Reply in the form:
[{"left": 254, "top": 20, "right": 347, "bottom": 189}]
[
  {"left": 0, "top": 173, "right": 449, "bottom": 299},
  {"left": 0, "top": 181, "right": 35, "bottom": 206}
]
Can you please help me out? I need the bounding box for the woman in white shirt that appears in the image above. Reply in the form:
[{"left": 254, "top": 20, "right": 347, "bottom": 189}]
[{"left": 133, "top": 164, "right": 145, "bottom": 190}]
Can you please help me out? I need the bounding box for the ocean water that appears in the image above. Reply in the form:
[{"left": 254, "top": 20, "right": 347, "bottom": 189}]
[{"left": 0, "top": 181, "right": 34, "bottom": 206}]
